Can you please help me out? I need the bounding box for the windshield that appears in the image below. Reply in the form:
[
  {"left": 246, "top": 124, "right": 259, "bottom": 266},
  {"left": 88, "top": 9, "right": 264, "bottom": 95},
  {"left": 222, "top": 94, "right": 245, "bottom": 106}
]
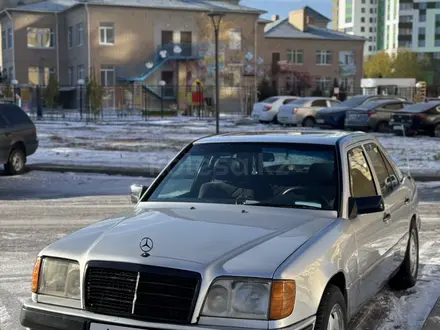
[
  {"left": 262, "top": 97, "right": 279, "bottom": 104},
  {"left": 147, "top": 143, "right": 338, "bottom": 211},
  {"left": 337, "top": 95, "right": 371, "bottom": 108}
]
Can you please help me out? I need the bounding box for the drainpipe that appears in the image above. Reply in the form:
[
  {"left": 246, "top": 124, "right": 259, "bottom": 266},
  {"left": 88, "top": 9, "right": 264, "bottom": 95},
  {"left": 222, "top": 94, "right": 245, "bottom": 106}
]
[
  {"left": 5, "top": 10, "right": 15, "bottom": 81},
  {"left": 85, "top": 3, "right": 91, "bottom": 76},
  {"left": 55, "top": 12, "right": 60, "bottom": 81}
]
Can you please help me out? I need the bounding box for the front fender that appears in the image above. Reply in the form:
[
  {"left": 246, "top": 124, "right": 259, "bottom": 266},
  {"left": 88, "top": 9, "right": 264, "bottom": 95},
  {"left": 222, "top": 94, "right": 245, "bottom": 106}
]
[{"left": 269, "top": 219, "right": 358, "bottom": 328}]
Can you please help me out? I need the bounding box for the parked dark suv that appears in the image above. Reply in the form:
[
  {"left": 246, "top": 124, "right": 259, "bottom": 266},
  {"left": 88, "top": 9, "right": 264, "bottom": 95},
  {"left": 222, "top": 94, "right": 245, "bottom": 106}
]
[{"left": 0, "top": 103, "right": 38, "bottom": 175}]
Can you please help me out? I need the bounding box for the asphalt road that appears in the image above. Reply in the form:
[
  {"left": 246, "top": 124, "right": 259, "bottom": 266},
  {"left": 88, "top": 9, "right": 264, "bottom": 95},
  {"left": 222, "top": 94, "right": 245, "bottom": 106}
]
[{"left": 0, "top": 171, "right": 440, "bottom": 330}]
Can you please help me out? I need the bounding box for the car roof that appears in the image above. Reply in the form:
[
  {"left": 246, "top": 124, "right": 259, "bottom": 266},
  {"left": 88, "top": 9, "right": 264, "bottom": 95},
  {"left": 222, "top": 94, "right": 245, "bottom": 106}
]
[{"left": 195, "top": 129, "right": 368, "bottom": 146}]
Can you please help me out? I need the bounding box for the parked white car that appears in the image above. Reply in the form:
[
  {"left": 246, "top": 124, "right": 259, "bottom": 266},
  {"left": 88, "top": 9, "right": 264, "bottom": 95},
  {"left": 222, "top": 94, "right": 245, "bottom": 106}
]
[
  {"left": 277, "top": 97, "right": 340, "bottom": 127},
  {"left": 251, "top": 96, "right": 298, "bottom": 123}
]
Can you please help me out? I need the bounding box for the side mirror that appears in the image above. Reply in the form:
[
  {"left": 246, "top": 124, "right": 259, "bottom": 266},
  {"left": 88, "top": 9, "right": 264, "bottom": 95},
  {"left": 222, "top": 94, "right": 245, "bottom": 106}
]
[
  {"left": 130, "top": 184, "right": 148, "bottom": 204},
  {"left": 348, "top": 195, "right": 385, "bottom": 219}
]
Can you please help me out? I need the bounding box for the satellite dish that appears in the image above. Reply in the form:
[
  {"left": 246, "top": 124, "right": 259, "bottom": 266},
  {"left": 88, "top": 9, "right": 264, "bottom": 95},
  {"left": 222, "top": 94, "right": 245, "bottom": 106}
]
[
  {"left": 159, "top": 50, "right": 167, "bottom": 58},
  {"left": 173, "top": 45, "right": 182, "bottom": 54},
  {"left": 145, "top": 62, "right": 154, "bottom": 69}
]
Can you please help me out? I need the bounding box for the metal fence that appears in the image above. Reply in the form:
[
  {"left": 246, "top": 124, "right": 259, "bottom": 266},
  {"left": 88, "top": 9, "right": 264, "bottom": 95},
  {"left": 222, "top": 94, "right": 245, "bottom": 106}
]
[
  {"left": 7, "top": 84, "right": 258, "bottom": 122},
  {"left": 4, "top": 83, "right": 440, "bottom": 122}
]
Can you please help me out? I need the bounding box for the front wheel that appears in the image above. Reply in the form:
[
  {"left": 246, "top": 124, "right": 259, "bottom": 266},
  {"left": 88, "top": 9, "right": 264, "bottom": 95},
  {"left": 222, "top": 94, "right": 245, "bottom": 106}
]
[
  {"left": 314, "top": 285, "right": 347, "bottom": 330},
  {"left": 433, "top": 124, "right": 440, "bottom": 138},
  {"left": 4, "top": 147, "right": 26, "bottom": 175}
]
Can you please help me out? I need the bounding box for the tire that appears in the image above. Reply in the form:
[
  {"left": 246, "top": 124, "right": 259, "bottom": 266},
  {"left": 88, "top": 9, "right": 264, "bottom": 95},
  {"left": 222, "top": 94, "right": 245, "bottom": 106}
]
[
  {"left": 302, "top": 117, "right": 315, "bottom": 127},
  {"left": 433, "top": 124, "right": 440, "bottom": 138},
  {"left": 4, "top": 147, "right": 26, "bottom": 175},
  {"left": 375, "top": 121, "right": 389, "bottom": 133},
  {"left": 314, "top": 284, "right": 347, "bottom": 330},
  {"left": 389, "top": 223, "right": 419, "bottom": 290}
]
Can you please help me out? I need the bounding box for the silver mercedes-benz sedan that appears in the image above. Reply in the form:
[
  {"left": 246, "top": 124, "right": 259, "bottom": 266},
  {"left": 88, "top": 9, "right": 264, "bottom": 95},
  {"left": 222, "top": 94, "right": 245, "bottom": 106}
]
[{"left": 20, "top": 130, "right": 420, "bottom": 330}]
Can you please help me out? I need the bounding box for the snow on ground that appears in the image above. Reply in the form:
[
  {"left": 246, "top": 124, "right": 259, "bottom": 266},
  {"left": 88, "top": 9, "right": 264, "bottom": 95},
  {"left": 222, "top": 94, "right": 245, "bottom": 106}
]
[{"left": 29, "top": 116, "right": 440, "bottom": 172}]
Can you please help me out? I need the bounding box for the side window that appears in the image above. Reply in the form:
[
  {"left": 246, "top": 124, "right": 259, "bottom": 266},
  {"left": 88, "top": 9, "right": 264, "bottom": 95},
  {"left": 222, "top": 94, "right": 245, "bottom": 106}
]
[
  {"left": 383, "top": 103, "right": 403, "bottom": 110},
  {"left": 347, "top": 147, "right": 377, "bottom": 198},
  {"left": 283, "top": 98, "right": 296, "bottom": 104},
  {"left": 329, "top": 100, "right": 340, "bottom": 107},
  {"left": 381, "top": 150, "right": 403, "bottom": 183},
  {"left": 311, "top": 100, "right": 328, "bottom": 107},
  {"left": 364, "top": 143, "right": 396, "bottom": 195},
  {"left": 1, "top": 105, "right": 32, "bottom": 125}
]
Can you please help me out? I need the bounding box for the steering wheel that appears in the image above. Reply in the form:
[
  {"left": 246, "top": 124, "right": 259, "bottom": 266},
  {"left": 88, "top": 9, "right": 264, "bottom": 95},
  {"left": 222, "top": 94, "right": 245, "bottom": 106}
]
[{"left": 281, "top": 187, "right": 329, "bottom": 207}]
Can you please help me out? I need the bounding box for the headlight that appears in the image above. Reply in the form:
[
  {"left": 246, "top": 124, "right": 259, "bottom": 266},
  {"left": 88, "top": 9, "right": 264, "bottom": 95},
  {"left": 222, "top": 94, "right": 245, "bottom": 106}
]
[
  {"left": 32, "top": 257, "right": 80, "bottom": 300},
  {"left": 201, "top": 278, "right": 295, "bottom": 320}
]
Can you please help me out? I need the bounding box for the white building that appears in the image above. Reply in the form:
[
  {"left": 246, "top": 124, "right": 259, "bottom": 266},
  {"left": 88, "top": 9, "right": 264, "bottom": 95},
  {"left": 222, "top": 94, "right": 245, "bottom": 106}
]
[{"left": 335, "top": 0, "right": 381, "bottom": 57}]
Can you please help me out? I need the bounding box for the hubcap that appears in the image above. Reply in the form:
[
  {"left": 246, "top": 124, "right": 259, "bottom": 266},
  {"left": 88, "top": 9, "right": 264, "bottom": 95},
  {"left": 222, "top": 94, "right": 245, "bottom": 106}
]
[
  {"left": 327, "top": 304, "right": 344, "bottom": 330},
  {"left": 11, "top": 152, "right": 23, "bottom": 171},
  {"left": 409, "top": 230, "right": 418, "bottom": 277}
]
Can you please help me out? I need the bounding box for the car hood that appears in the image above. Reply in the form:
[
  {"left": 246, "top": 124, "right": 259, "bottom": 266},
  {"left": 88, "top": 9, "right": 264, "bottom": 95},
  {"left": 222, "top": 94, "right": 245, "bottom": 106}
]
[
  {"left": 41, "top": 203, "right": 337, "bottom": 277},
  {"left": 318, "top": 106, "right": 350, "bottom": 115}
]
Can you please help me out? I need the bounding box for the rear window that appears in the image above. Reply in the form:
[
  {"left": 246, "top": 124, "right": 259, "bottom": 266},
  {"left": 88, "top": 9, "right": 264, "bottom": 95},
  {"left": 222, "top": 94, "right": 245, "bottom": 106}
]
[
  {"left": 401, "top": 102, "right": 440, "bottom": 113},
  {"left": 262, "top": 97, "right": 279, "bottom": 104},
  {"left": 0, "top": 104, "right": 32, "bottom": 125}
]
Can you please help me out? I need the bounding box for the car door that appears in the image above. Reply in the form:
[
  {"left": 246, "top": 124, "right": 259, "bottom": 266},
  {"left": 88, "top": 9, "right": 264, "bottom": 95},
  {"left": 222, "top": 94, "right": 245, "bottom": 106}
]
[
  {"left": 0, "top": 114, "right": 11, "bottom": 163},
  {"left": 363, "top": 142, "right": 410, "bottom": 275},
  {"left": 347, "top": 145, "right": 388, "bottom": 307}
]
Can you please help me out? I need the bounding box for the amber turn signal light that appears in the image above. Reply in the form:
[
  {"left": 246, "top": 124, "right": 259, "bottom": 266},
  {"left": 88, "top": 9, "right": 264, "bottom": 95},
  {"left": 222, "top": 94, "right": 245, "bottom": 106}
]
[
  {"left": 31, "top": 257, "right": 42, "bottom": 293},
  {"left": 269, "top": 280, "right": 296, "bottom": 320}
]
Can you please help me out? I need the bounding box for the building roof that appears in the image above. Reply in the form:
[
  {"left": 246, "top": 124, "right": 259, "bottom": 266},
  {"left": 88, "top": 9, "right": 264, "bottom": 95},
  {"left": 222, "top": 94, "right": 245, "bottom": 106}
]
[
  {"left": 264, "top": 18, "right": 365, "bottom": 41},
  {"left": 195, "top": 130, "right": 361, "bottom": 146},
  {"left": 303, "top": 6, "right": 330, "bottom": 22},
  {"left": 6, "top": 0, "right": 266, "bottom": 14}
]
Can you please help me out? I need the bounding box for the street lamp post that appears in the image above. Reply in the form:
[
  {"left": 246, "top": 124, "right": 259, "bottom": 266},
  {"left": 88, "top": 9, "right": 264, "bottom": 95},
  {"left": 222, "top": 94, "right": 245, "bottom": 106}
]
[
  {"left": 11, "top": 79, "right": 18, "bottom": 105},
  {"left": 208, "top": 11, "right": 225, "bottom": 135},
  {"left": 77, "top": 79, "right": 85, "bottom": 120},
  {"left": 158, "top": 80, "right": 166, "bottom": 118}
]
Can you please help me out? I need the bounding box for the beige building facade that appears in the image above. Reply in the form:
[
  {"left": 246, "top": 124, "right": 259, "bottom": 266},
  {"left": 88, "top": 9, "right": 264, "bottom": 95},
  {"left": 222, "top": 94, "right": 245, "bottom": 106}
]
[{"left": 0, "top": 1, "right": 365, "bottom": 107}]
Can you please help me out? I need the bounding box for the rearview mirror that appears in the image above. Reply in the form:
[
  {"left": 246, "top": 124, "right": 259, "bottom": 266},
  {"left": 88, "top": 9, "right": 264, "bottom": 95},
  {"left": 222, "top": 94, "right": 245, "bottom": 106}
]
[
  {"left": 130, "top": 184, "right": 148, "bottom": 204},
  {"left": 348, "top": 195, "right": 384, "bottom": 219}
]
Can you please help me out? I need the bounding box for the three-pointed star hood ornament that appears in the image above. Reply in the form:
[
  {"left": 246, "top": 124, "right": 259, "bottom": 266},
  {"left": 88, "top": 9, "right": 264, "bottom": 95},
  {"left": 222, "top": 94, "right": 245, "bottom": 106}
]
[{"left": 139, "top": 237, "right": 153, "bottom": 257}]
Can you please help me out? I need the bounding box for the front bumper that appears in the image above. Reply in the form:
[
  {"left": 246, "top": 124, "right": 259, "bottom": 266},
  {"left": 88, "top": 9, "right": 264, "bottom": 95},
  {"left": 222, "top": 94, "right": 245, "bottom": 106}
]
[{"left": 21, "top": 301, "right": 316, "bottom": 330}]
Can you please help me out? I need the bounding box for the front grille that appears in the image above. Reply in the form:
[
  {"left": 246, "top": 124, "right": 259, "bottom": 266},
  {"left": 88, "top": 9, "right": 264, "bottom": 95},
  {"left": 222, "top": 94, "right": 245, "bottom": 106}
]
[{"left": 85, "top": 261, "right": 201, "bottom": 324}]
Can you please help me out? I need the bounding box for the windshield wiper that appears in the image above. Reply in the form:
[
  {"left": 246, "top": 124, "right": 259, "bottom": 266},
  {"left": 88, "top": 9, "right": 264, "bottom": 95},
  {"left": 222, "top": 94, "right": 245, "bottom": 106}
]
[{"left": 241, "top": 201, "right": 322, "bottom": 210}]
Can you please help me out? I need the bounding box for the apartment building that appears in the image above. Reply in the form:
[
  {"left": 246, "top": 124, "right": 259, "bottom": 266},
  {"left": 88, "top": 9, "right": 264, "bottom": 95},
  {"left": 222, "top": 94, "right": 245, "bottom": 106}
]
[
  {"left": 334, "top": 0, "right": 382, "bottom": 57},
  {"left": 0, "top": 0, "right": 364, "bottom": 108},
  {"left": 260, "top": 7, "right": 365, "bottom": 93}
]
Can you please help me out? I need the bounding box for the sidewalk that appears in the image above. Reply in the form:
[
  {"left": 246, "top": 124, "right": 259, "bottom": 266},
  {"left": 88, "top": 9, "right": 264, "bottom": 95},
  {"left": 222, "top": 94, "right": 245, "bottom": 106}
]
[
  {"left": 422, "top": 297, "right": 440, "bottom": 330},
  {"left": 27, "top": 163, "right": 440, "bottom": 181}
]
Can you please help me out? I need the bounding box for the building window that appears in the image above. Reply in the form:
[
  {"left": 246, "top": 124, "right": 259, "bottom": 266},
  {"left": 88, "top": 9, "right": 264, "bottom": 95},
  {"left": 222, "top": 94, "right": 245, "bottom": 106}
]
[
  {"left": 77, "top": 65, "right": 84, "bottom": 80},
  {"left": 316, "top": 50, "right": 332, "bottom": 65},
  {"left": 400, "top": 3, "right": 413, "bottom": 10},
  {"left": 399, "top": 15, "right": 413, "bottom": 23},
  {"left": 68, "top": 26, "right": 73, "bottom": 48},
  {"left": 434, "top": 52, "right": 440, "bottom": 60},
  {"left": 315, "top": 77, "right": 331, "bottom": 90},
  {"left": 345, "top": 0, "right": 353, "bottom": 23},
  {"left": 8, "top": 67, "right": 13, "bottom": 80},
  {"left": 437, "top": 2, "right": 440, "bottom": 9},
  {"left": 361, "top": 8, "right": 365, "bottom": 13},
  {"left": 344, "top": 27, "right": 353, "bottom": 33},
  {"left": 7, "top": 28, "right": 12, "bottom": 49},
  {"left": 401, "top": 41, "right": 412, "bottom": 48},
  {"left": 418, "top": 39, "right": 426, "bottom": 48},
  {"left": 436, "top": 14, "right": 440, "bottom": 23},
  {"left": 399, "top": 28, "right": 412, "bottom": 35},
  {"left": 419, "top": 27, "right": 426, "bottom": 35},
  {"left": 1, "top": 30, "right": 5, "bottom": 50},
  {"left": 436, "top": 27, "right": 440, "bottom": 34},
  {"left": 100, "top": 65, "right": 115, "bottom": 85},
  {"left": 287, "top": 50, "right": 303, "bottom": 64},
  {"left": 368, "top": 45, "right": 372, "bottom": 51},
  {"left": 99, "top": 23, "right": 115, "bottom": 45},
  {"left": 68, "top": 66, "right": 74, "bottom": 85},
  {"left": 361, "top": 27, "right": 365, "bottom": 32},
  {"left": 435, "top": 39, "right": 440, "bottom": 47},
  {"left": 28, "top": 66, "right": 54, "bottom": 85},
  {"left": 361, "top": 17, "right": 365, "bottom": 23},
  {"left": 419, "top": 15, "right": 426, "bottom": 23},
  {"left": 419, "top": 2, "right": 427, "bottom": 10},
  {"left": 228, "top": 28, "right": 241, "bottom": 50},
  {"left": 76, "top": 23, "right": 84, "bottom": 46},
  {"left": 27, "top": 27, "right": 54, "bottom": 48}
]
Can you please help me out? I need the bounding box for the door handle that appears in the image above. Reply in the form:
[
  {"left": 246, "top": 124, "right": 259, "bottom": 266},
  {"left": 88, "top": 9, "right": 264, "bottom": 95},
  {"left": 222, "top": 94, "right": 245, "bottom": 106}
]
[
  {"left": 404, "top": 197, "right": 410, "bottom": 205},
  {"left": 383, "top": 213, "right": 391, "bottom": 223}
]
